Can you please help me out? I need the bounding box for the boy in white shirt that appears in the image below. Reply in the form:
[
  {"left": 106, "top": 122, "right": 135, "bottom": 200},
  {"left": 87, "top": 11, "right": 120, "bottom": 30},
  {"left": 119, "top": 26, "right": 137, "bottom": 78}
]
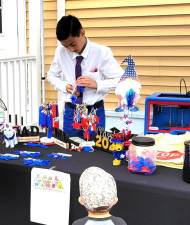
[{"left": 47, "top": 15, "right": 124, "bottom": 138}]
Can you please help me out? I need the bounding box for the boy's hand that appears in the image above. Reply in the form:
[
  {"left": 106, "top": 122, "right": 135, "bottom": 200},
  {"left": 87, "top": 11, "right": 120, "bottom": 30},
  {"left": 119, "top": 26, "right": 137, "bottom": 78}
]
[
  {"left": 76, "top": 76, "right": 97, "bottom": 89},
  {"left": 66, "top": 84, "right": 73, "bottom": 93},
  {"left": 66, "top": 84, "right": 80, "bottom": 96}
]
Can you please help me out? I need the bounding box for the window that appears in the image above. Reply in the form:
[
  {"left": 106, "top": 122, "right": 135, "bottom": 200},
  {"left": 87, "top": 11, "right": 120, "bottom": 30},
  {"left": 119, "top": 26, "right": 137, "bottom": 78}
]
[{"left": 0, "top": 0, "right": 2, "bottom": 33}]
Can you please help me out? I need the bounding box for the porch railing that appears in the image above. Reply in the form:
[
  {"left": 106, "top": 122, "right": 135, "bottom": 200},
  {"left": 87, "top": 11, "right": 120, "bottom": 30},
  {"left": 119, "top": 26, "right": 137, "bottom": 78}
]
[{"left": 0, "top": 56, "right": 39, "bottom": 126}]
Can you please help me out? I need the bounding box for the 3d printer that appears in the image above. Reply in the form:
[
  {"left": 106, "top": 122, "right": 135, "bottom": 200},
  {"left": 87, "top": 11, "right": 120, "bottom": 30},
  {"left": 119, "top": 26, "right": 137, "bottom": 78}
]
[{"left": 144, "top": 93, "right": 190, "bottom": 134}]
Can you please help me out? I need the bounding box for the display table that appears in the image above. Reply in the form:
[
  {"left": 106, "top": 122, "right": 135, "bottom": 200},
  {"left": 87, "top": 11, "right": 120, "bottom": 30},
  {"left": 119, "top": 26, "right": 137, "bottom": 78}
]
[{"left": 0, "top": 141, "right": 189, "bottom": 225}]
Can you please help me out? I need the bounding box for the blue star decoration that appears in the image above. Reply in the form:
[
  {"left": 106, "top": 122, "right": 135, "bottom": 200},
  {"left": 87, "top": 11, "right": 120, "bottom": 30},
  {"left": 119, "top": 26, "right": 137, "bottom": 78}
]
[{"left": 120, "top": 55, "right": 137, "bottom": 80}]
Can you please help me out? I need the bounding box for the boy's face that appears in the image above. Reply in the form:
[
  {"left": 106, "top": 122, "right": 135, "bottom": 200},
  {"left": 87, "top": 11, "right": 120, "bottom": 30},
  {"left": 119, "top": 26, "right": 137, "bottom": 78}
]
[{"left": 61, "top": 29, "right": 86, "bottom": 54}]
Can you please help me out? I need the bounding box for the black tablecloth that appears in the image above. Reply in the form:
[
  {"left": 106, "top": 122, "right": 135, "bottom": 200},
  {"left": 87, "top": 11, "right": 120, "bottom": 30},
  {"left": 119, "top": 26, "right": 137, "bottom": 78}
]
[{"left": 0, "top": 141, "right": 189, "bottom": 225}]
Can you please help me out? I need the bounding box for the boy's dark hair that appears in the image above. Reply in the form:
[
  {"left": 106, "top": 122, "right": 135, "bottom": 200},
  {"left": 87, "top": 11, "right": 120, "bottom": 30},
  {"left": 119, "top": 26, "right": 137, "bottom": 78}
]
[{"left": 56, "top": 15, "right": 82, "bottom": 41}]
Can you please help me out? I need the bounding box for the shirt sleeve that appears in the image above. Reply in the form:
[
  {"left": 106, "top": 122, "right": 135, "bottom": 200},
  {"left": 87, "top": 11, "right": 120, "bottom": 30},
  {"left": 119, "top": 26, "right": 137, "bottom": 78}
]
[
  {"left": 47, "top": 47, "right": 69, "bottom": 93},
  {"left": 96, "top": 47, "right": 124, "bottom": 94},
  {"left": 72, "top": 217, "right": 88, "bottom": 225},
  {"left": 111, "top": 216, "right": 128, "bottom": 225},
  {"left": 120, "top": 218, "right": 128, "bottom": 225}
]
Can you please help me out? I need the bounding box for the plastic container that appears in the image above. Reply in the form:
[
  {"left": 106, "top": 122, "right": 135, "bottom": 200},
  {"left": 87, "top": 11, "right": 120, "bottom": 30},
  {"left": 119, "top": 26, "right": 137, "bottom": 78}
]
[
  {"left": 128, "top": 136, "right": 156, "bottom": 175},
  {"left": 183, "top": 140, "right": 190, "bottom": 183}
]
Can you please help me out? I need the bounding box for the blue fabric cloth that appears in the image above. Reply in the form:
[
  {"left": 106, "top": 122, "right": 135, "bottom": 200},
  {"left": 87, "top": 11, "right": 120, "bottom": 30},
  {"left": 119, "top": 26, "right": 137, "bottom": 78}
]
[{"left": 63, "top": 103, "right": 105, "bottom": 139}]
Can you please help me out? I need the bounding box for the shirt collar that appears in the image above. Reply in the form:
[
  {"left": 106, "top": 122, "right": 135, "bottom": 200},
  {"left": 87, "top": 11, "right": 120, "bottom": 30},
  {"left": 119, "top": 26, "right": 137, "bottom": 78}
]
[{"left": 72, "top": 38, "right": 90, "bottom": 60}]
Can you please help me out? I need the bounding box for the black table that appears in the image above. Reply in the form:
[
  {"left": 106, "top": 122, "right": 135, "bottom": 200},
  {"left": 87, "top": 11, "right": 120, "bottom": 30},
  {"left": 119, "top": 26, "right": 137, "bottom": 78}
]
[{"left": 0, "top": 141, "right": 189, "bottom": 225}]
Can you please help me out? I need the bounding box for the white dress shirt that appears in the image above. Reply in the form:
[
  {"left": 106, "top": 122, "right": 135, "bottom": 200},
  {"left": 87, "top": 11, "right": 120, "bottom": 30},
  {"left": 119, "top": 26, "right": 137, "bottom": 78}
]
[{"left": 47, "top": 38, "right": 124, "bottom": 105}]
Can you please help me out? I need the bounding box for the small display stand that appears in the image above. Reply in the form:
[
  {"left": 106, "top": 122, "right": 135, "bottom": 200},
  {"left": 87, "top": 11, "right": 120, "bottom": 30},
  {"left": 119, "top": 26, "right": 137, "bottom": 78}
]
[{"left": 144, "top": 93, "right": 190, "bottom": 134}]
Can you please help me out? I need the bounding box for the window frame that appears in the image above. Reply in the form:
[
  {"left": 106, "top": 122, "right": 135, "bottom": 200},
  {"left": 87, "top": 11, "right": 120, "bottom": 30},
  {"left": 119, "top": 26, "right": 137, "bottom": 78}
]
[{"left": 0, "top": 0, "right": 2, "bottom": 34}]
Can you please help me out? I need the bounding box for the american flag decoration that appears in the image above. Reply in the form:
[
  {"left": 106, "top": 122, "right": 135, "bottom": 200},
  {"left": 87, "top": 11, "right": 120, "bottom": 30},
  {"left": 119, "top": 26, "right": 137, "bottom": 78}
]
[{"left": 120, "top": 55, "right": 137, "bottom": 81}]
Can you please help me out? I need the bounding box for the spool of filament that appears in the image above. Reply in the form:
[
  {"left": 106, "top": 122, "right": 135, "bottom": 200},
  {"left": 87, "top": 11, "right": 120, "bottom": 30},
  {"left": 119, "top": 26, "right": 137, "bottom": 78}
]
[{"left": 183, "top": 141, "right": 190, "bottom": 183}]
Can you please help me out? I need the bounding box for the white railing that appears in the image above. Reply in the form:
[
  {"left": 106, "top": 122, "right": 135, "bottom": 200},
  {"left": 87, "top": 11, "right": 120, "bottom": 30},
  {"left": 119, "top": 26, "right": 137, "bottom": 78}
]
[{"left": 0, "top": 56, "right": 39, "bottom": 126}]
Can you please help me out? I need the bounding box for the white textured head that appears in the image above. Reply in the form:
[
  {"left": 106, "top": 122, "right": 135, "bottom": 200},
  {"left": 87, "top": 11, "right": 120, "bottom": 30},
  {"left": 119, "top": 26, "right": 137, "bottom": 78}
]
[{"left": 79, "top": 166, "right": 118, "bottom": 211}]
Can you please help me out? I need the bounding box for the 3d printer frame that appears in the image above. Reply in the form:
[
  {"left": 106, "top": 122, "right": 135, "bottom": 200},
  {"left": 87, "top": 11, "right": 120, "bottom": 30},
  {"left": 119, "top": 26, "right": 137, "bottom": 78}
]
[{"left": 144, "top": 93, "right": 190, "bottom": 134}]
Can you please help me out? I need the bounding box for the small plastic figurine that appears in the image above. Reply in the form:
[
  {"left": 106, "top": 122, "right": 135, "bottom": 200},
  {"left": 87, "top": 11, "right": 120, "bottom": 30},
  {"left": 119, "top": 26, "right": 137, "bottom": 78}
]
[
  {"left": 110, "top": 129, "right": 132, "bottom": 166},
  {"left": 73, "top": 105, "right": 99, "bottom": 141},
  {"left": 3, "top": 123, "right": 18, "bottom": 148},
  {"left": 110, "top": 140, "right": 127, "bottom": 166}
]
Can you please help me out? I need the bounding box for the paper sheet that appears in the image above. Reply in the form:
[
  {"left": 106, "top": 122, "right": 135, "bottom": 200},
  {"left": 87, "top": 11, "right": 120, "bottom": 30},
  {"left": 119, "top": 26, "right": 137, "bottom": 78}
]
[{"left": 30, "top": 168, "right": 71, "bottom": 225}]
